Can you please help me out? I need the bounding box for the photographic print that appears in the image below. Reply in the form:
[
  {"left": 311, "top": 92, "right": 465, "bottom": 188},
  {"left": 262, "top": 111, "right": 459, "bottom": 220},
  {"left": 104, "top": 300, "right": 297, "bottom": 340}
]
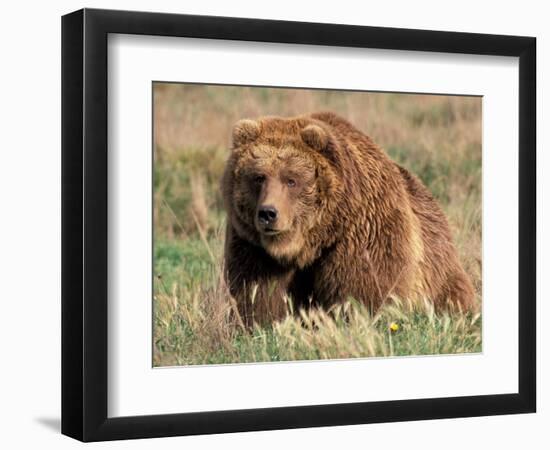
[
  {"left": 153, "top": 83, "right": 482, "bottom": 367},
  {"left": 62, "top": 10, "right": 535, "bottom": 440}
]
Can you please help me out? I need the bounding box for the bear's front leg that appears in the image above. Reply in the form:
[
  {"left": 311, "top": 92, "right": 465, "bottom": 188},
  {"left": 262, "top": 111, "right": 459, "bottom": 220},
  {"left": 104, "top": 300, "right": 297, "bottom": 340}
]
[{"left": 224, "top": 226, "right": 295, "bottom": 327}]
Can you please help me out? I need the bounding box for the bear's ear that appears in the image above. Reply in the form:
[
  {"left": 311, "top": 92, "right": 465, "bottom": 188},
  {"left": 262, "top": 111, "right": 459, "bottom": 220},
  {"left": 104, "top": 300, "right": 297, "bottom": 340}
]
[
  {"left": 232, "top": 119, "right": 260, "bottom": 147},
  {"left": 301, "top": 124, "right": 328, "bottom": 151}
]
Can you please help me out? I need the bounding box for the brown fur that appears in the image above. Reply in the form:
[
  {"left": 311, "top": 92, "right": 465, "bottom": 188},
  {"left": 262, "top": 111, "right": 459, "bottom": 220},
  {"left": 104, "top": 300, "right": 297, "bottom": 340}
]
[{"left": 222, "top": 112, "right": 475, "bottom": 326}]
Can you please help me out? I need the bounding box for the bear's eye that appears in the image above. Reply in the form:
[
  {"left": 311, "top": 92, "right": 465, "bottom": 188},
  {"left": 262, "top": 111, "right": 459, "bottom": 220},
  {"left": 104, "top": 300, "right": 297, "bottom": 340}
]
[
  {"left": 287, "top": 179, "right": 297, "bottom": 188},
  {"left": 254, "top": 174, "right": 265, "bottom": 184}
]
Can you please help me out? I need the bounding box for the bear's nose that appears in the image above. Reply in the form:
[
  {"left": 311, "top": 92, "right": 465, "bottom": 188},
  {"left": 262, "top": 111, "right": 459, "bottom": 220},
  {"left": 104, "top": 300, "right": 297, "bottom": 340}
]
[{"left": 258, "top": 206, "right": 278, "bottom": 225}]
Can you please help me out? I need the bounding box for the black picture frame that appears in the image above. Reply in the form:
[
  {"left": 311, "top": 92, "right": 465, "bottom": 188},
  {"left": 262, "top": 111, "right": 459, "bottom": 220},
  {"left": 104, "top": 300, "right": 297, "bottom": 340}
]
[{"left": 61, "top": 8, "right": 536, "bottom": 442}]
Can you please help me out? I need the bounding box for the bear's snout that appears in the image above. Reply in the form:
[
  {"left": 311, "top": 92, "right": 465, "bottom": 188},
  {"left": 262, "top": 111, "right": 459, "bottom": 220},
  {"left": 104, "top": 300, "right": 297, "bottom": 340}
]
[{"left": 257, "top": 205, "right": 278, "bottom": 227}]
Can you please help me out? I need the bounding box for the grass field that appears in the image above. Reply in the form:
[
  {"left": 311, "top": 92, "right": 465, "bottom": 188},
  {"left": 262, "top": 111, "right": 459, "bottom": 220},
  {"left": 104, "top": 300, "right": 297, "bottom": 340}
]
[{"left": 153, "top": 83, "right": 482, "bottom": 367}]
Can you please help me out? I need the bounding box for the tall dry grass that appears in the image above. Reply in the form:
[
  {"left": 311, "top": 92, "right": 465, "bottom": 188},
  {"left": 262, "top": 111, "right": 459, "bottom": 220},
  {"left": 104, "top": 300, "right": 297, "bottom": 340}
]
[{"left": 153, "top": 83, "right": 482, "bottom": 366}]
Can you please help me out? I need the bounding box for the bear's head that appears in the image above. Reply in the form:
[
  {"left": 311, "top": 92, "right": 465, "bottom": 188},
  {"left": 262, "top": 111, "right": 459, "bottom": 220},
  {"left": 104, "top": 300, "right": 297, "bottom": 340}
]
[{"left": 223, "top": 116, "right": 340, "bottom": 266}]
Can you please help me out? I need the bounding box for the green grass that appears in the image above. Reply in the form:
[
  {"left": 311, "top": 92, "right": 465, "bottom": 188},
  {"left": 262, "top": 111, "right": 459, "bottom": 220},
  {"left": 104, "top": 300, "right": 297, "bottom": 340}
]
[
  {"left": 153, "top": 236, "right": 481, "bottom": 366},
  {"left": 152, "top": 84, "right": 482, "bottom": 367}
]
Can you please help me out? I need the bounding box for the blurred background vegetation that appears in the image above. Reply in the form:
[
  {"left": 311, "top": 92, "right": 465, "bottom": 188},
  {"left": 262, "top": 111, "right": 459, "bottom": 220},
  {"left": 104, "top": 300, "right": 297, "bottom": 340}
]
[{"left": 153, "top": 83, "right": 482, "bottom": 366}]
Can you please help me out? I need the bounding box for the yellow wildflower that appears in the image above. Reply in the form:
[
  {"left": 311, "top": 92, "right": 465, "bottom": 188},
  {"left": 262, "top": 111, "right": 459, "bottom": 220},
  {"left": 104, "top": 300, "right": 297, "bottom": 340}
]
[{"left": 389, "top": 322, "right": 400, "bottom": 332}]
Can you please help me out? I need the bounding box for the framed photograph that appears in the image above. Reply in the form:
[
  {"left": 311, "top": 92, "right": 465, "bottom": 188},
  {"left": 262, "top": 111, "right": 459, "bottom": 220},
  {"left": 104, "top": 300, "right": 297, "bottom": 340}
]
[{"left": 61, "top": 8, "right": 536, "bottom": 442}]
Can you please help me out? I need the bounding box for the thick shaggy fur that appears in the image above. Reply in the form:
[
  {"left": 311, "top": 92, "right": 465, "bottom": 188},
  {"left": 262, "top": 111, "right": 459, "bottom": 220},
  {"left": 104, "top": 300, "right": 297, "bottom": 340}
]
[{"left": 222, "top": 112, "right": 475, "bottom": 326}]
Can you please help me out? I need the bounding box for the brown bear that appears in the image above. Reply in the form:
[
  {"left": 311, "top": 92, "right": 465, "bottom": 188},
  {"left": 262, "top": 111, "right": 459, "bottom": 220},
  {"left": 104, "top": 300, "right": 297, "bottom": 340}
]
[{"left": 222, "top": 111, "right": 475, "bottom": 326}]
